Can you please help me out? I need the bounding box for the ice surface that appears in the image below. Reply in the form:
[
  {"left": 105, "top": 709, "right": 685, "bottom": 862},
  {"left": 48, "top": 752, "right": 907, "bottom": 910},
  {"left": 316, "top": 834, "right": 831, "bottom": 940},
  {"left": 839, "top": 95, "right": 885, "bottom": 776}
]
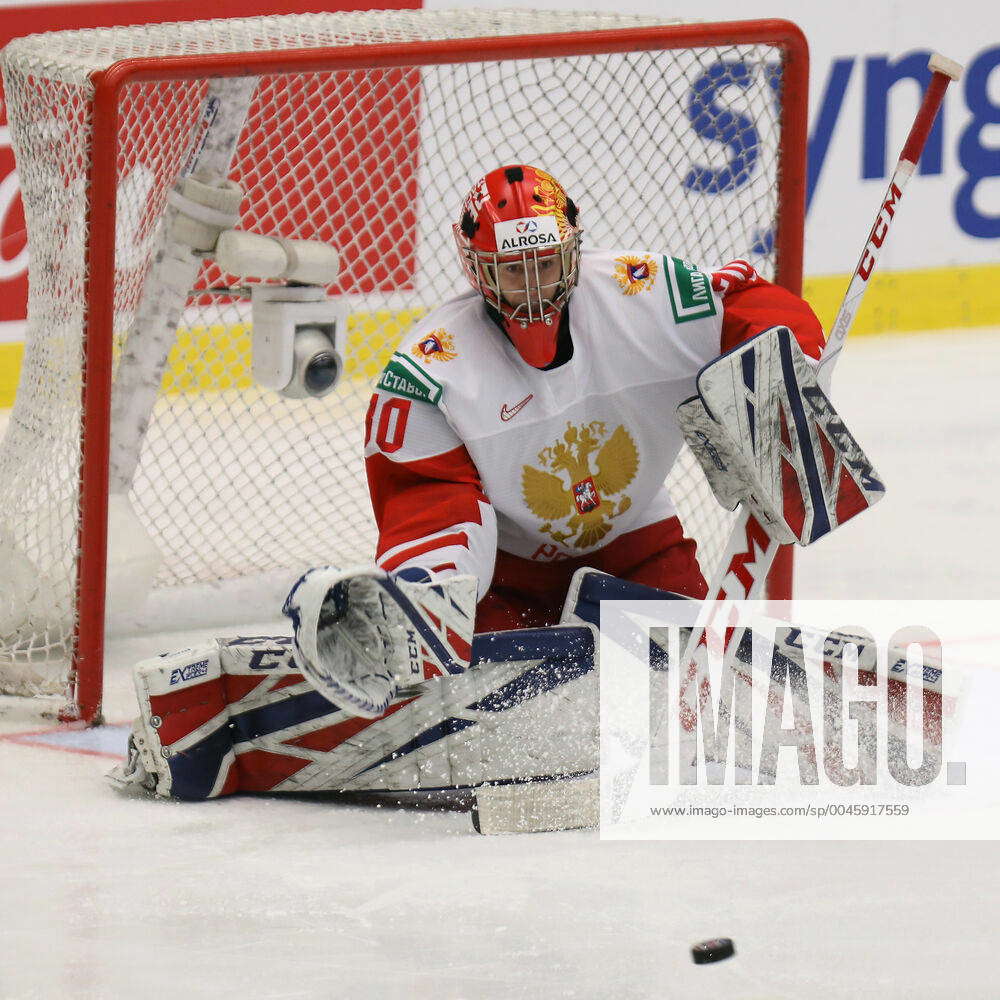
[
  {"left": 795, "top": 329, "right": 1000, "bottom": 601},
  {"left": 1, "top": 329, "right": 998, "bottom": 998}
]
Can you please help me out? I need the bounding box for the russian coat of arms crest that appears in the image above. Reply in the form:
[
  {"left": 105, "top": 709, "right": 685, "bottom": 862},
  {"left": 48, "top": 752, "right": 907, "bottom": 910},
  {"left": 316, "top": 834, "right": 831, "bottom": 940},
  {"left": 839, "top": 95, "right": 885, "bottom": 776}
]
[
  {"left": 411, "top": 329, "right": 457, "bottom": 363},
  {"left": 522, "top": 421, "right": 639, "bottom": 549},
  {"left": 613, "top": 254, "right": 658, "bottom": 295}
]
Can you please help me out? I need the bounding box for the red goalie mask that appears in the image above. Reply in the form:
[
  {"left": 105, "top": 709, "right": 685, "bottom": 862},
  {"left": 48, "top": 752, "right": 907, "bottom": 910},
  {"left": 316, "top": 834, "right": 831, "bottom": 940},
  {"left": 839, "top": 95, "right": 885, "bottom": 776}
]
[{"left": 453, "top": 165, "right": 582, "bottom": 368}]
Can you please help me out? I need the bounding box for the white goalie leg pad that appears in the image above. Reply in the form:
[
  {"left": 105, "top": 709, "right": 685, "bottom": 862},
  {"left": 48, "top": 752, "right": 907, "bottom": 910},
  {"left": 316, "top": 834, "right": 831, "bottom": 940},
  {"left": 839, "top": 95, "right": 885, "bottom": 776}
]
[
  {"left": 283, "top": 566, "right": 478, "bottom": 719},
  {"left": 655, "top": 618, "right": 943, "bottom": 789},
  {"left": 106, "top": 640, "right": 227, "bottom": 799},
  {"left": 560, "top": 566, "right": 693, "bottom": 630},
  {"left": 108, "top": 627, "right": 597, "bottom": 799},
  {"left": 677, "top": 325, "right": 885, "bottom": 545},
  {"left": 315, "top": 625, "right": 598, "bottom": 794}
]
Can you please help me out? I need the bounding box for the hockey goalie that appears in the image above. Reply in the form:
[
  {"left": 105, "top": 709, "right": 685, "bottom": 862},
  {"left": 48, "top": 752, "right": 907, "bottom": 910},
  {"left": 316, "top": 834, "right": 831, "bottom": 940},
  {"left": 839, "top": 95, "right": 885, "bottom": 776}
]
[{"left": 111, "top": 165, "right": 883, "bottom": 810}]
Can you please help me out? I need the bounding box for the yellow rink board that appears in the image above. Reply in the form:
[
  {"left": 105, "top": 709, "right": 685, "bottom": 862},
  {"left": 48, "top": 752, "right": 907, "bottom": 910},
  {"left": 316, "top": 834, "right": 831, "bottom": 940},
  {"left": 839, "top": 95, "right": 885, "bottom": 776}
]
[
  {"left": 1, "top": 264, "right": 998, "bottom": 408},
  {"left": 0, "top": 309, "right": 428, "bottom": 403},
  {"left": 0, "top": 343, "right": 23, "bottom": 406},
  {"left": 802, "top": 262, "right": 1000, "bottom": 336},
  {"left": 155, "top": 307, "right": 431, "bottom": 395}
]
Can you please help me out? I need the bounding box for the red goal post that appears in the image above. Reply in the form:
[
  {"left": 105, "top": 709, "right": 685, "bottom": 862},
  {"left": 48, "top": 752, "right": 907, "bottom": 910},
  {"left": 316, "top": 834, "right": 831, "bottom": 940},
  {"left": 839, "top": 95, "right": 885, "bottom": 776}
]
[{"left": 0, "top": 12, "right": 807, "bottom": 723}]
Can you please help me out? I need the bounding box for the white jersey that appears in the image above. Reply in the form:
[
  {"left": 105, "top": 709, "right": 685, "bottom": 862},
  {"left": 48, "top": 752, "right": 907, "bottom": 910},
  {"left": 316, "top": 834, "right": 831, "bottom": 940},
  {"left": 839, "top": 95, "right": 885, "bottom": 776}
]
[{"left": 364, "top": 250, "right": 817, "bottom": 597}]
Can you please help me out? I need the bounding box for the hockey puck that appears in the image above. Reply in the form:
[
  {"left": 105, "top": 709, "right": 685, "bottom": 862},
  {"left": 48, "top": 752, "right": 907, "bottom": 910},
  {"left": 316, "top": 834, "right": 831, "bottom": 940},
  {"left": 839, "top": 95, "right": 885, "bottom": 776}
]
[{"left": 691, "top": 938, "right": 735, "bottom": 964}]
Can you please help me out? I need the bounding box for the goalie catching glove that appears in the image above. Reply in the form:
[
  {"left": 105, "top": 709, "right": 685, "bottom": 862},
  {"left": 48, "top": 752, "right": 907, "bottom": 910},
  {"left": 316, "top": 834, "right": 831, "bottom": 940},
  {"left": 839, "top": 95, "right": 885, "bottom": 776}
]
[
  {"left": 677, "top": 325, "right": 885, "bottom": 545},
  {"left": 282, "top": 566, "right": 477, "bottom": 718}
]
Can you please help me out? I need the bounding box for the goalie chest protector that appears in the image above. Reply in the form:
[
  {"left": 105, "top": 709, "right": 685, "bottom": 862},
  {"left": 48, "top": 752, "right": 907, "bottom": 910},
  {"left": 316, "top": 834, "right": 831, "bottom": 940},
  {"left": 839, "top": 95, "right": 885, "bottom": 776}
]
[{"left": 379, "top": 249, "right": 729, "bottom": 561}]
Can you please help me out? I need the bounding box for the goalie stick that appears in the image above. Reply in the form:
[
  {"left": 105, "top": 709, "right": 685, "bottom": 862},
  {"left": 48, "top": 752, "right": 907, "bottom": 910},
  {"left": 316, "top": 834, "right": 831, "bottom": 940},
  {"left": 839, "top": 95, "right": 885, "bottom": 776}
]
[
  {"left": 475, "top": 51, "right": 963, "bottom": 834},
  {"left": 672, "top": 52, "right": 963, "bottom": 704}
]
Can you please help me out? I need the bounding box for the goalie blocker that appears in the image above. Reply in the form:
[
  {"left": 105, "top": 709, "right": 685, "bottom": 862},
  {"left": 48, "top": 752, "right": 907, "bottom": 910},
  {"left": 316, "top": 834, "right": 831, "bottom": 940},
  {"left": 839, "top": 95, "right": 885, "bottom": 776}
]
[{"left": 677, "top": 325, "right": 885, "bottom": 545}]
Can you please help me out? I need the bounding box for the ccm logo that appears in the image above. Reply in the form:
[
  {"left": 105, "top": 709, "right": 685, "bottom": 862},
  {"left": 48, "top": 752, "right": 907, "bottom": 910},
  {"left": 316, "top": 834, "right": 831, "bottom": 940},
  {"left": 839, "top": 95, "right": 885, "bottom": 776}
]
[
  {"left": 856, "top": 182, "right": 902, "bottom": 280},
  {"left": 169, "top": 659, "right": 210, "bottom": 685}
]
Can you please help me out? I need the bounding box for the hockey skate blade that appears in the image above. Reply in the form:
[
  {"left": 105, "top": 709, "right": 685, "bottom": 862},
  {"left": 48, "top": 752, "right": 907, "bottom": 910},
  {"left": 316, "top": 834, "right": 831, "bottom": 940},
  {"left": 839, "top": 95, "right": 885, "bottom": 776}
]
[{"left": 472, "top": 776, "right": 598, "bottom": 834}]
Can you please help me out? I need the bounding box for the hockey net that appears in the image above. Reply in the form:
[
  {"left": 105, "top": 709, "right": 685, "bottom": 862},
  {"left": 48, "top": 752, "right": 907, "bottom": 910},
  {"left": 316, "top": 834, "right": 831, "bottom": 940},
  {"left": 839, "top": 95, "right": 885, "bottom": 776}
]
[{"left": 0, "top": 11, "right": 805, "bottom": 720}]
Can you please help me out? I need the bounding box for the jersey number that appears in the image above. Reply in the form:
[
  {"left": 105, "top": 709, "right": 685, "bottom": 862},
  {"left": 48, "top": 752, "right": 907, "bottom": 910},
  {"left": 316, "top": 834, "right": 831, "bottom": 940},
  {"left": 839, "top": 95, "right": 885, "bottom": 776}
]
[{"left": 366, "top": 396, "right": 411, "bottom": 454}]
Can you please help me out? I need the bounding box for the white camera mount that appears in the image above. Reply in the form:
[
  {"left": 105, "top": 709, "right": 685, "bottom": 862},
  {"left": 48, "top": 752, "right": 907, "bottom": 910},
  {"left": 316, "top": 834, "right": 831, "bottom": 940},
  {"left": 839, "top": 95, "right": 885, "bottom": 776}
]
[{"left": 250, "top": 283, "right": 347, "bottom": 399}]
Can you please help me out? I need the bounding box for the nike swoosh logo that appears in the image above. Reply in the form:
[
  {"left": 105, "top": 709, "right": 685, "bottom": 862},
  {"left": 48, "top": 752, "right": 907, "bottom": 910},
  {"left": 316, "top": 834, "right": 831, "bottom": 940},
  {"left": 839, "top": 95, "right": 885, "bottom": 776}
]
[{"left": 500, "top": 394, "right": 534, "bottom": 422}]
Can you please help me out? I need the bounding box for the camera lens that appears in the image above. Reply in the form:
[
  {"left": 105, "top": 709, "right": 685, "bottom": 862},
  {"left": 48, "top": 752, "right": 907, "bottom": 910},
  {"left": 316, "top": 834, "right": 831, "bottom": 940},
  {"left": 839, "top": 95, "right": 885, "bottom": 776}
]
[{"left": 304, "top": 352, "right": 339, "bottom": 395}]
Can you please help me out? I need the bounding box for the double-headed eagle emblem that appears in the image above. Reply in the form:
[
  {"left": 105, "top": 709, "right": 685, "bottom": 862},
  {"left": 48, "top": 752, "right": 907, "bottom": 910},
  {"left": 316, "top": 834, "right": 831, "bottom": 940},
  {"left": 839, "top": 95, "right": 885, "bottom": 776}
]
[
  {"left": 522, "top": 421, "right": 639, "bottom": 549},
  {"left": 613, "top": 254, "right": 658, "bottom": 295},
  {"left": 411, "top": 328, "right": 457, "bottom": 364}
]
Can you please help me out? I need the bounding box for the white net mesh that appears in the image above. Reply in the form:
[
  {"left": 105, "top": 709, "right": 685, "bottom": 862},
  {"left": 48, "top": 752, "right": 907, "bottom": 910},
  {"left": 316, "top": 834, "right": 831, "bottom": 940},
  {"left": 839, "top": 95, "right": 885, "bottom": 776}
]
[{"left": 0, "top": 10, "right": 796, "bottom": 703}]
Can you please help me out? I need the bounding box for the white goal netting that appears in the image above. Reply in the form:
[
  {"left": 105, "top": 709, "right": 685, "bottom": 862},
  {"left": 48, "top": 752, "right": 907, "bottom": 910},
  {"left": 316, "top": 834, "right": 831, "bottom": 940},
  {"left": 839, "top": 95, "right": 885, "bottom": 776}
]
[{"left": 0, "top": 10, "right": 799, "bottom": 708}]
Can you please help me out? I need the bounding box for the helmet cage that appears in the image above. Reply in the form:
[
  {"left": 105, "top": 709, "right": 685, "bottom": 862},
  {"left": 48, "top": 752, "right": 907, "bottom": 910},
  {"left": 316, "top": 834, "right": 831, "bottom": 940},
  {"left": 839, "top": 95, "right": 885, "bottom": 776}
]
[{"left": 455, "top": 229, "right": 582, "bottom": 327}]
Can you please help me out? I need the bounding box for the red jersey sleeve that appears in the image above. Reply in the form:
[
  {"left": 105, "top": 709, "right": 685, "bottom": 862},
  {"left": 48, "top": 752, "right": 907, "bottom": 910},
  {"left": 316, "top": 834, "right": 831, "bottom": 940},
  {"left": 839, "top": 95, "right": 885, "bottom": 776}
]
[
  {"left": 364, "top": 389, "right": 497, "bottom": 596},
  {"left": 712, "top": 259, "right": 824, "bottom": 360}
]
